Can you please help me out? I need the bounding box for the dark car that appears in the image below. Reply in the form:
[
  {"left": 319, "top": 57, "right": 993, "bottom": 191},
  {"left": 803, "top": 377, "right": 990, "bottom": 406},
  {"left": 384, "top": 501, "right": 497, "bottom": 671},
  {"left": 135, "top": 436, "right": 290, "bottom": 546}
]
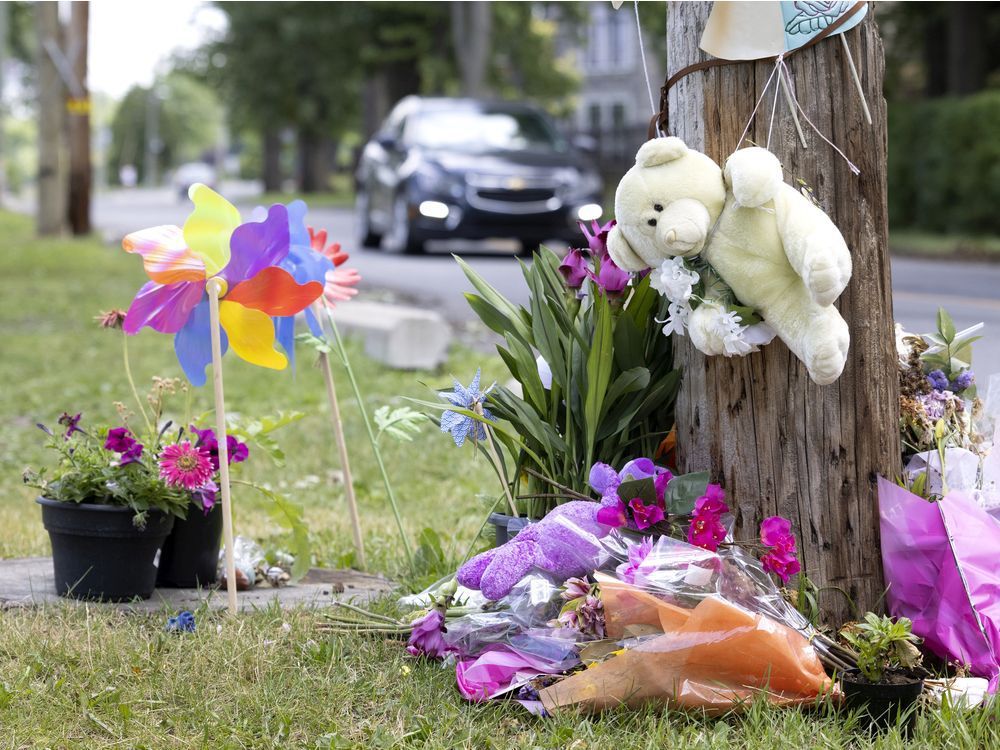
[{"left": 355, "top": 96, "right": 604, "bottom": 254}]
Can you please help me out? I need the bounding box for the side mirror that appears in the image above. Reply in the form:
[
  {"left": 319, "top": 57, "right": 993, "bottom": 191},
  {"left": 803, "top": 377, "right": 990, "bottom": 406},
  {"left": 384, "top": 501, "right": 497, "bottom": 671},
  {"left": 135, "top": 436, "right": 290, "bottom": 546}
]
[{"left": 376, "top": 133, "right": 398, "bottom": 151}]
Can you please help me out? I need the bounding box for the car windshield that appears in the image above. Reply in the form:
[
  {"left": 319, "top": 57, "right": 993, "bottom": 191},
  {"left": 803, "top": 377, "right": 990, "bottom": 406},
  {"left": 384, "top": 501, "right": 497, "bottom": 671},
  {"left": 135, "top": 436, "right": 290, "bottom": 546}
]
[{"left": 404, "top": 107, "right": 566, "bottom": 153}]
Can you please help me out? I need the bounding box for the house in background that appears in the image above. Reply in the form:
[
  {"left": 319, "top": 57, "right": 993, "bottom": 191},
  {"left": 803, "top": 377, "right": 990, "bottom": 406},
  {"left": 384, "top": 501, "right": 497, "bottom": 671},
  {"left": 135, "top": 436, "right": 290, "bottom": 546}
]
[{"left": 550, "top": 3, "right": 662, "bottom": 179}]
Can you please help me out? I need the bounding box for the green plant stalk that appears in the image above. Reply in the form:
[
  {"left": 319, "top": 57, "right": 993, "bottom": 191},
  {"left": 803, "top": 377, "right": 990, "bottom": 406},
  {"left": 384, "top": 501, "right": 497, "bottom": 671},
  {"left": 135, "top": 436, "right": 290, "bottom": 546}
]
[
  {"left": 320, "top": 302, "right": 415, "bottom": 568},
  {"left": 121, "top": 331, "right": 153, "bottom": 436}
]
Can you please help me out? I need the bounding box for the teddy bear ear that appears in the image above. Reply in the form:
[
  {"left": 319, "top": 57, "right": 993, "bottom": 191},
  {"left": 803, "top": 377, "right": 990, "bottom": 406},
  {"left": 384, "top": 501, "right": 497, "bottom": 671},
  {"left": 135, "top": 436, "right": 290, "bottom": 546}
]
[
  {"left": 636, "top": 137, "right": 688, "bottom": 168},
  {"left": 606, "top": 225, "right": 649, "bottom": 272},
  {"left": 723, "top": 147, "right": 783, "bottom": 208}
]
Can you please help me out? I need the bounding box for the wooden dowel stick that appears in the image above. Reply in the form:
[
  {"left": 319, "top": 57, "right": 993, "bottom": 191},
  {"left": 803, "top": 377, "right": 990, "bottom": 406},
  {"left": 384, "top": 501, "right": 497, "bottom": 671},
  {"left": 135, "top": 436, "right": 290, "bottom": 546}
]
[
  {"left": 315, "top": 309, "right": 366, "bottom": 569},
  {"left": 840, "top": 34, "right": 872, "bottom": 125},
  {"left": 207, "top": 278, "right": 238, "bottom": 615},
  {"left": 778, "top": 65, "right": 808, "bottom": 148}
]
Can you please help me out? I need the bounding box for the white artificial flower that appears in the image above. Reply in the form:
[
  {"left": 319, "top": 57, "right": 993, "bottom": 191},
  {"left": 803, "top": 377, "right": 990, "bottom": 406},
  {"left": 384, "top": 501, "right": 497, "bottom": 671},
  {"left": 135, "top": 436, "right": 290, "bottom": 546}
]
[
  {"left": 650, "top": 257, "right": 700, "bottom": 303},
  {"left": 743, "top": 322, "right": 777, "bottom": 347},
  {"left": 657, "top": 301, "right": 691, "bottom": 337}
]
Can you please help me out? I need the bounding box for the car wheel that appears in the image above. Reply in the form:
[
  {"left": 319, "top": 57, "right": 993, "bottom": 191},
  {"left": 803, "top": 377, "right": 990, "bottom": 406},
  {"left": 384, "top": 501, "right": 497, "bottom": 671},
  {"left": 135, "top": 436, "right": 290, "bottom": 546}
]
[
  {"left": 356, "top": 191, "right": 383, "bottom": 249},
  {"left": 386, "top": 192, "right": 425, "bottom": 255}
]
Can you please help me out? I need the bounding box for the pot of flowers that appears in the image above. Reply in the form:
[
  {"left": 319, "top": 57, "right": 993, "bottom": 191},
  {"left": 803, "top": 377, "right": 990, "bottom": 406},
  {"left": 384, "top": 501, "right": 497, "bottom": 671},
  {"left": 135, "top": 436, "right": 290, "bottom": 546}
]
[
  {"left": 26, "top": 411, "right": 190, "bottom": 601},
  {"left": 840, "top": 613, "right": 926, "bottom": 735},
  {"left": 156, "top": 426, "right": 248, "bottom": 588}
]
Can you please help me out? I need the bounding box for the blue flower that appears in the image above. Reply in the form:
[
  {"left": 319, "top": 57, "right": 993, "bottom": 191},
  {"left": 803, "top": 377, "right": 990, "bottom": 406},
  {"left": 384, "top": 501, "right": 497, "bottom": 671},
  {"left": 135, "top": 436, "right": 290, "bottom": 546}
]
[
  {"left": 165, "top": 610, "right": 196, "bottom": 633},
  {"left": 926, "top": 369, "right": 949, "bottom": 391},
  {"left": 440, "top": 368, "right": 495, "bottom": 447},
  {"left": 952, "top": 370, "right": 975, "bottom": 393}
]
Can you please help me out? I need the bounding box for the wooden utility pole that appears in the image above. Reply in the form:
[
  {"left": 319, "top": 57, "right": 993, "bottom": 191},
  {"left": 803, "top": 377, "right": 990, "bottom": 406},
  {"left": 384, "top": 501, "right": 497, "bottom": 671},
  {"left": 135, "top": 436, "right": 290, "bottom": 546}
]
[
  {"left": 36, "top": 1, "right": 65, "bottom": 236},
  {"left": 67, "top": 1, "right": 91, "bottom": 235},
  {"left": 667, "top": 4, "right": 898, "bottom": 625}
]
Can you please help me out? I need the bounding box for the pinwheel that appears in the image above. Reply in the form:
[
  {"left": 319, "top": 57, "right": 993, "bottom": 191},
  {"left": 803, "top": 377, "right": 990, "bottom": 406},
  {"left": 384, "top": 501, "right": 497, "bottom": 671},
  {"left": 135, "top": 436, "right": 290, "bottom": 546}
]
[
  {"left": 121, "top": 183, "right": 324, "bottom": 613},
  {"left": 123, "top": 185, "right": 324, "bottom": 386}
]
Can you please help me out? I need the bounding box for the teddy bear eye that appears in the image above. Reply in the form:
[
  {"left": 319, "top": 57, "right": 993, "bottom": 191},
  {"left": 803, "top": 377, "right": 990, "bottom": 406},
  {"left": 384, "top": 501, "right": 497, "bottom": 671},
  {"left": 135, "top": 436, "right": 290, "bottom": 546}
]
[
  {"left": 647, "top": 218, "right": 657, "bottom": 227},
  {"left": 653, "top": 204, "right": 663, "bottom": 212}
]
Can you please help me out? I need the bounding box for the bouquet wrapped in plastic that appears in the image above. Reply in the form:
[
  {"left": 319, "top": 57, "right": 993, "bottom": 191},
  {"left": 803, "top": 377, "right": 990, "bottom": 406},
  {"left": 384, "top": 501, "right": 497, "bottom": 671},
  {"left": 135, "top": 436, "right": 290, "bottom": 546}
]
[{"left": 536, "top": 534, "right": 834, "bottom": 714}]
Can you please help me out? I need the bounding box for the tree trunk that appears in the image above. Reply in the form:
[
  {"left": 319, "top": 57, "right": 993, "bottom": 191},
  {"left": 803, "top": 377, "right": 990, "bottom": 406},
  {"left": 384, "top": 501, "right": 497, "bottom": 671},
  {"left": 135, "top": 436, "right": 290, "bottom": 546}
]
[
  {"left": 36, "top": 1, "right": 64, "bottom": 236},
  {"left": 947, "top": 3, "right": 987, "bottom": 95},
  {"left": 262, "top": 129, "right": 282, "bottom": 192},
  {"left": 451, "top": 1, "right": 492, "bottom": 97},
  {"left": 297, "top": 129, "right": 331, "bottom": 194},
  {"left": 667, "top": 3, "right": 898, "bottom": 625},
  {"left": 67, "top": 1, "right": 91, "bottom": 236}
]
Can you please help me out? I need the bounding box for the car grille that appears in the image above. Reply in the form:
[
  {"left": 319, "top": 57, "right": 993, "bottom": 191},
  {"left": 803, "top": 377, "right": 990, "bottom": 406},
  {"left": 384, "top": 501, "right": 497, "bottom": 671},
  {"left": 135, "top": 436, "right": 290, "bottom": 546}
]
[{"left": 466, "top": 176, "right": 562, "bottom": 214}]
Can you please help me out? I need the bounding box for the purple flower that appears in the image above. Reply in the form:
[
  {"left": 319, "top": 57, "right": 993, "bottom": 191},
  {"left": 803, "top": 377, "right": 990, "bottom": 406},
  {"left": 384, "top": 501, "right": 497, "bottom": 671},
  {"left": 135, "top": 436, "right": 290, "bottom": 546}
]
[
  {"left": 927, "top": 369, "right": 949, "bottom": 391},
  {"left": 618, "top": 537, "right": 655, "bottom": 584},
  {"left": 561, "top": 576, "right": 590, "bottom": 602},
  {"left": 189, "top": 425, "right": 248, "bottom": 471},
  {"left": 193, "top": 480, "right": 218, "bottom": 513},
  {"left": 406, "top": 609, "right": 449, "bottom": 659},
  {"left": 629, "top": 498, "right": 664, "bottom": 530},
  {"left": 687, "top": 487, "right": 729, "bottom": 551},
  {"left": 918, "top": 390, "right": 951, "bottom": 420},
  {"left": 104, "top": 426, "right": 135, "bottom": 453},
  {"left": 119, "top": 441, "right": 144, "bottom": 466},
  {"left": 579, "top": 219, "right": 616, "bottom": 257},
  {"left": 57, "top": 412, "right": 82, "bottom": 440},
  {"left": 596, "top": 498, "right": 628, "bottom": 528},
  {"left": 439, "top": 369, "right": 495, "bottom": 447},
  {"left": 952, "top": 370, "right": 975, "bottom": 392},
  {"left": 760, "top": 516, "right": 800, "bottom": 584},
  {"left": 165, "top": 610, "right": 196, "bottom": 633},
  {"left": 558, "top": 249, "right": 589, "bottom": 289},
  {"left": 588, "top": 256, "right": 630, "bottom": 295}
]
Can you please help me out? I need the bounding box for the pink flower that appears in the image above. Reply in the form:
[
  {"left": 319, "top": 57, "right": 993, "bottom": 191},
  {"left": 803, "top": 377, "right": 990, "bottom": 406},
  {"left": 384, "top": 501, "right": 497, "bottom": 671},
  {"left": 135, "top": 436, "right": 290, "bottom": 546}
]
[
  {"left": 561, "top": 577, "right": 591, "bottom": 602},
  {"left": 687, "top": 488, "right": 730, "bottom": 551},
  {"left": 759, "top": 516, "right": 800, "bottom": 584},
  {"left": 158, "top": 441, "right": 214, "bottom": 491},
  {"left": 596, "top": 498, "right": 628, "bottom": 528},
  {"left": 406, "top": 609, "right": 449, "bottom": 659},
  {"left": 629, "top": 498, "right": 664, "bottom": 530},
  {"left": 558, "top": 249, "right": 589, "bottom": 288},
  {"left": 588, "top": 256, "right": 630, "bottom": 295},
  {"left": 580, "top": 219, "right": 616, "bottom": 257},
  {"left": 618, "top": 537, "right": 655, "bottom": 584},
  {"left": 654, "top": 471, "right": 672, "bottom": 507},
  {"left": 309, "top": 228, "right": 361, "bottom": 306}
]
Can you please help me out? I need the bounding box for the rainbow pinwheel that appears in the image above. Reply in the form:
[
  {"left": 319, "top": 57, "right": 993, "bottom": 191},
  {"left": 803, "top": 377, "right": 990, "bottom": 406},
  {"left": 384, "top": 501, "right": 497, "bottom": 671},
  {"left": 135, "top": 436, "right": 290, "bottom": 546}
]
[{"left": 122, "top": 185, "right": 324, "bottom": 386}]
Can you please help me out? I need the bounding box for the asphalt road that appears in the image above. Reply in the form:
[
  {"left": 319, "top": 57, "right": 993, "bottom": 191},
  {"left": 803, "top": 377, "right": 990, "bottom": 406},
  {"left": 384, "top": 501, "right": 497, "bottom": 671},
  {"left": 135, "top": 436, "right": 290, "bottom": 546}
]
[{"left": 91, "top": 185, "right": 1000, "bottom": 378}]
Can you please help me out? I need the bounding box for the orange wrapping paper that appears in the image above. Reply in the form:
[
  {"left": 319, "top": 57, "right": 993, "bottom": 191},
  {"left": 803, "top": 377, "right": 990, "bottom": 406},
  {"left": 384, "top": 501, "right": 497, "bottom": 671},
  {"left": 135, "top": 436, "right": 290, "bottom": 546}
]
[{"left": 539, "top": 574, "right": 833, "bottom": 714}]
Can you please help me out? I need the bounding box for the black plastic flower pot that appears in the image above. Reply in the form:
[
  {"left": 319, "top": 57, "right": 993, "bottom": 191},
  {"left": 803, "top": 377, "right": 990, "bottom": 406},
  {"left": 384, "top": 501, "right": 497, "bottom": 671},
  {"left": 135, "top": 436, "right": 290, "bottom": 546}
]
[
  {"left": 156, "top": 502, "right": 223, "bottom": 588},
  {"left": 37, "top": 497, "right": 174, "bottom": 601},
  {"left": 841, "top": 669, "right": 924, "bottom": 735},
  {"left": 487, "top": 512, "right": 537, "bottom": 546}
]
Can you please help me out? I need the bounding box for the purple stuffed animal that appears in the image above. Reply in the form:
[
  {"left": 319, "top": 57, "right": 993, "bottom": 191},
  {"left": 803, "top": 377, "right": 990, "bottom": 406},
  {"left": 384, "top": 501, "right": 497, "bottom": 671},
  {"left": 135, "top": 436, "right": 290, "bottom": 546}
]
[{"left": 456, "top": 501, "right": 614, "bottom": 601}]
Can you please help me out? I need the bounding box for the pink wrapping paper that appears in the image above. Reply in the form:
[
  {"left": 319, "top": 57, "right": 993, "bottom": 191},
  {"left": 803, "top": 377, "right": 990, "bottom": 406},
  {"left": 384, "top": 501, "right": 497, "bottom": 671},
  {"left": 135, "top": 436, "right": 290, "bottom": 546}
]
[{"left": 878, "top": 477, "right": 1000, "bottom": 689}]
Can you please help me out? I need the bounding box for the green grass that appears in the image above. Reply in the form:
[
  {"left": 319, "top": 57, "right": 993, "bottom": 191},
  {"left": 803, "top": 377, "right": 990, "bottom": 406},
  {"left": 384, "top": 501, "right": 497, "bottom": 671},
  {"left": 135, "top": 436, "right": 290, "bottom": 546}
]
[
  {"left": 890, "top": 230, "right": 1000, "bottom": 261},
  {"left": 1, "top": 212, "right": 997, "bottom": 747}
]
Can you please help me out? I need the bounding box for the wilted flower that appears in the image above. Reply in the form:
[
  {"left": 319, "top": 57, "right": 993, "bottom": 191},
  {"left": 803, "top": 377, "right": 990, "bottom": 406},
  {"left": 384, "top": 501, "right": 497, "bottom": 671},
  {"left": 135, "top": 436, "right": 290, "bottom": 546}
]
[
  {"left": 439, "top": 368, "right": 495, "bottom": 447},
  {"left": 576, "top": 595, "right": 606, "bottom": 639},
  {"left": 95, "top": 309, "right": 128, "bottom": 330},
  {"left": 560, "top": 576, "right": 591, "bottom": 602},
  {"left": 165, "top": 610, "right": 196, "bottom": 633},
  {"left": 57, "top": 412, "right": 82, "bottom": 440},
  {"left": 406, "top": 609, "right": 449, "bottom": 659}
]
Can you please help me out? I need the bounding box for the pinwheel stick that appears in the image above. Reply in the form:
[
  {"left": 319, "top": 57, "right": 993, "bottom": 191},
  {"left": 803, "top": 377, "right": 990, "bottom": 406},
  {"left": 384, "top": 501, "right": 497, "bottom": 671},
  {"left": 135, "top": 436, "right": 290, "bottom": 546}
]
[
  {"left": 207, "top": 278, "right": 239, "bottom": 615},
  {"left": 313, "top": 303, "right": 366, "bottom": 569}
]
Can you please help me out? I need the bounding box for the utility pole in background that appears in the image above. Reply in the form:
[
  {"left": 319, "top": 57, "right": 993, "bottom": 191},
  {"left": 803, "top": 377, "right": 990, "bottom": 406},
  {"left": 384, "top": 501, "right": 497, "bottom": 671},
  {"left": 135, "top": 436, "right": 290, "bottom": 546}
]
[
  {"left": 36, "top": 1, "right": 64, "bottom": 236},
  {"left": 67, "top": 1, "right": 91, "bottom": 235}
]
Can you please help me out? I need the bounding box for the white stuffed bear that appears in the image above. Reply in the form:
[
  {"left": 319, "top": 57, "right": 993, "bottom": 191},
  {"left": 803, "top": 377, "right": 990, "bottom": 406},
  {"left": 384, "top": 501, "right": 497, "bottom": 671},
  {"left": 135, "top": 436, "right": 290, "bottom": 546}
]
[{"left": 607, "top": 137, "right": 851, "bottom": 385}]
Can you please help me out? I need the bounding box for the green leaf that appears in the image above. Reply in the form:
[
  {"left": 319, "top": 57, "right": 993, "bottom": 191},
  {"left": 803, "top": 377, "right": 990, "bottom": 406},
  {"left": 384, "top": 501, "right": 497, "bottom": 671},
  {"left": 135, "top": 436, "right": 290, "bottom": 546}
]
[
  {"left": 937, "top": 307, "right": 956, "bottom": 343},
  {"left": 613, "top": 313, "right": 644, "bottom": 371},
  {"left": 373, "top": 405, "right": 428, "bottom": 443},
  {"left": 663, "top": 471, "right": 710, "bottom": 515},
  {"left": 244, "top": 483, "right": 311, "bottom": 582},
  {"left": 455, "top": 256, "right": 532, "bottom": 342},
  {"left": 603, "top": 367, "right": 650, "bottom": 413},
  {"left": 294, "top": 332, "right": 332, "bottom": 354},
  {"left": 617, "top": 477, "right": 659, "bottom": 506},
  {"left": 583, "top": 295, "right": 614, "bottom": 462}
]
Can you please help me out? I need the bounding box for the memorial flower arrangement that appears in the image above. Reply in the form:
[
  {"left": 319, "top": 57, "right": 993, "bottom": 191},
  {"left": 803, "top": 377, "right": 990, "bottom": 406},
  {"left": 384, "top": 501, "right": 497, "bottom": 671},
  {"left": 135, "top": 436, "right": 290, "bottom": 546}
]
[{"left": 429, "top": 223, "right": 681, "bottom": 519}]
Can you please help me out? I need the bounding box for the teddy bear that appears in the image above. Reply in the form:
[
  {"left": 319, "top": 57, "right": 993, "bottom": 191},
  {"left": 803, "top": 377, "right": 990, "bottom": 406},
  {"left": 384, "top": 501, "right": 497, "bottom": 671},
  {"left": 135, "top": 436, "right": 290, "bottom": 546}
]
[
  {"left": 456, "top": 501, "right": 613, "bottom": 601},
  {"left": 607, "top": 137, "right": 851, "bottom": 385}
]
